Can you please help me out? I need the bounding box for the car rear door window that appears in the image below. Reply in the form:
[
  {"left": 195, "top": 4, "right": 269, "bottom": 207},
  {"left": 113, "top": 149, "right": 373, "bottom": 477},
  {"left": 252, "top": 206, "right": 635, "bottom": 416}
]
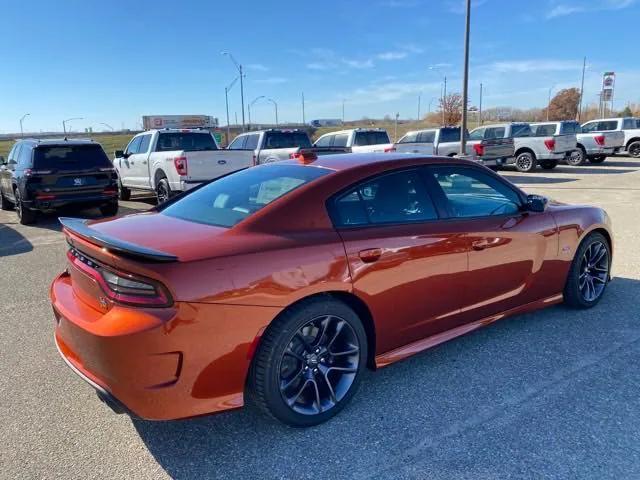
[
  {"left": 418, "top": 131, "right": 436, "bottom": 143},
  {"left": 333, "top": 134, "right": 349, "bottom": 147},
  {"left": 244, "top": 134, "right": 260, "bottom": 150},
  {"left": 331, "top": 169, "right": 438, "bottom": 227},
  {"left": 430, "top": 167, "right": 521, "bottom": 218},
  {"left": 533, "top": 124, "right": 556, "bottom": 136},
  {"left": 485, "top": 127, "right": 506, "bottom": 139},
  {"left": 560, "top": 122, "right": 581, "bottom": 134},
  {"left": 622, "top": 119, "right": 636, "bottom": 130},
  {"left": 596, "top": 121, "right": 618, "bottom": 131}
]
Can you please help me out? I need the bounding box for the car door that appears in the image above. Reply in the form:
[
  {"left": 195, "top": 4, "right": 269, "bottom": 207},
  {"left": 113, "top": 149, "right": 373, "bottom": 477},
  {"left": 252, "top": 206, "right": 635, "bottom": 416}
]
[
  {"left": 132, "top": 133, "right": 152, "bottom": 187},
  {"left": 426, "top": 165, "right": 559, "bottom": 323},
  {"left": 330, "top": 168, "right": 469, "bottom": 356},
  {"left": 118, "top": 136, "right": 142, "bottom": 187},
  {"left": 0, "top": 144, "right": 19, "bottom": 198}
]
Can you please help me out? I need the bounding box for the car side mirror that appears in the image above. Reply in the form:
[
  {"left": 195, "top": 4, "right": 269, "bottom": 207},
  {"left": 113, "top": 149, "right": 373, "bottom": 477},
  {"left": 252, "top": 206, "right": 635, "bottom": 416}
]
[
  {"left": 526, "top": 194, "right": 548, "bottom": 213},
  {"left": 114, "top": 150, "right": 124, "bottom": 159}
]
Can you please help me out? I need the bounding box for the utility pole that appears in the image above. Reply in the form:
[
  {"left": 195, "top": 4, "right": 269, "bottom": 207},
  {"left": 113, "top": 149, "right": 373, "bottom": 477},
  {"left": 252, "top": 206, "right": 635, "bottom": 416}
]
[
  {"left": 342, "top": 99, "right": 346, "bottom": 124},
  {"left": 478, "top": 83, "right": 483, "bottom": 127},
  {"left": 417, "top": 94, "right": 421, "bottom": 122},
  {"left": 394, "top": 113, "right": 400, "bottom": 141},
  {"left": 301, "top": 92, "right": 306, "bottom": 125},
  {"left": 546, "top": 85, "right": 556, "bottom": 121},
  {"left": 459, "top": 0, "right": 471, "bottom": 156},
  {"left": 63, "top": 117, "right": 83, "bottom": 135},
  {"left": 225, "top": 75, "right": 240, "bottom": 143},
  {"left": 578, "top": 56, "right": 586, "bottom": 122},
  {"left": 19, "top": 113, "right": 30, "bottom": 138},
  {"left": 222, "top": 51, "right": 246, "bottom": 131}
]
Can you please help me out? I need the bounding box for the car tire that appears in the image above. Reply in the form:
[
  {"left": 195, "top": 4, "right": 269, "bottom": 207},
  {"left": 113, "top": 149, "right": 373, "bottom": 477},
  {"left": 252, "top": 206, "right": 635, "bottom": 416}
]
[
  {"left": 566, "top": 148, "right": 586, "bottom": 166},
  {"left": 155, "top": 178, "right": 171, "bottom": 205},
  {"left": 589, "top": 155, "right": 606, "bottom": 163},
  {"left": 563, "top": 232, "right": 611, "bottom": 309},
  {"left": 118, "top": 180, "right": 131, "bottom": 201},
  {"left": 540, "top": 160, "right": 558, "bottom": 170},
  {"left": 15, "top": 189, "right": 36, "bottom": 225},
  {"left": 515, "top": 151, "right": 537, "bottom": 173},
  {"left": 250, "top": 297, "right": 368, "bottom": 427},
  {"left": 99, "top": 201, "right": 119, "bottom": 217},
  {"left": 0, "top": 190, "right": 13, "bottom": 211},
  {"left": 628, "top": 141, "right": 640, "bottom": 158}
]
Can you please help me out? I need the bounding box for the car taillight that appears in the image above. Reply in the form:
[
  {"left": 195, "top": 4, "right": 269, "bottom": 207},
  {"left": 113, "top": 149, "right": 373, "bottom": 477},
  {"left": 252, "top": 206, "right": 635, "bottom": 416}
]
[
  {"left": 383, "top": 146, "right": 396, "bottom": 152},
  {"left": 173, "top": 156, "right": 188, "bottom": 176},
  {"left": 594, "top": 135, "right": 606, "bottom": 146},
  {"left": 103, "top": 186, "right": 118, "bottom": 195},
  {"left": 473, "top": 143, "right": 485, "bottom": 156},
  {"left": 67, "top": 249, "right": 172, "bottom": 307},
  {"left": 544, "top": 139, "right": 556, "bottom": 151}
]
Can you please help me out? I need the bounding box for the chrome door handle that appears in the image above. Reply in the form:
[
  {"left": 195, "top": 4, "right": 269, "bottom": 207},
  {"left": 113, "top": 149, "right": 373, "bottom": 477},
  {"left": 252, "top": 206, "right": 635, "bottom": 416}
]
[{"left": 358, "top": 248, "right": 382, "bottom": 263}]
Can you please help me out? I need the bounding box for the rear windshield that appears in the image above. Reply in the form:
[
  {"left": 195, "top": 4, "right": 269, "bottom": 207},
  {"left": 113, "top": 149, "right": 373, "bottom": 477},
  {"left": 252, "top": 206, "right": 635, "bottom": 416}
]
[
  {"left": 161, "top": 164, "right": 330, "bottom": 227},
  {"left": 33, "top": 144, "right": 111, "bottom": 171},
  {"left": 511, "top": 124, "right": 532, "bottom": 137},
  {"left": 263, "top": 131, "right": 312, "bottom": 149},
  {"left": 156, "top": 132, "right": 218, "bottom": 152},
  {"left": 353, "top": 131, "right": 391, "bottom": 146}
]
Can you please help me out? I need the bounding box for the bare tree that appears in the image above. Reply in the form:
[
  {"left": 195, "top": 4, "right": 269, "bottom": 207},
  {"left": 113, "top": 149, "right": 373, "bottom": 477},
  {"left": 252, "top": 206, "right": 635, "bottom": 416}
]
[
  {"left": 544, "top": 88, "right": 581, "bottom": 121},
  {"left": 439, "top": 93, "right": 463, "bottom": 126}
]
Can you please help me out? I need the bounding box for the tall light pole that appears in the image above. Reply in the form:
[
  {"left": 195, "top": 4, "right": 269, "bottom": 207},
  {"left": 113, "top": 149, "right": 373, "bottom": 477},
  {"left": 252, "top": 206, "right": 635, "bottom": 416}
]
[
  {"left": 578, "top": 56, "right": 587, "bottom": 122},
  {"left": 222, "top": 51, "right": 246, "bottom": 131},
  {"left": 394, "top": 113, "right": 400, "bottom": 141},
  {"left": 547, "top": 84, "right": 556, "bottom": 121},
  {"left": 479, "top": 83, "right": 483, "bottom": 127},
  {"left": 342, "top": 99, "right": 346, "bottom": 124},
  {"left": 459, "top": 0, "right": 471, "bottom": 155},
  {"left": 19, "top": 113, "right": 30, "bottom": 138},
  {"left": 248, "top": 95, "right": 265, "bottom": 130},
  {"left": 225, "top": 75, "right": 240, "bottom": 143},
  {"left": 301, "top": 92, "right": 306, "bottom": 125},
  {"left": 417, "top": 94, "right": 422, "bottom": 122},
  {"left": 267, "top": 98, "right": 278, "bottom": 126},
  {"left": 63, "top": 117, "right": 83, "bottom": 135},
  {"left": 429, "top": 65, "right": 447, "bottom": 125},
  {"left": 100, "top": 123, "right": 114, "bottom": 131}
]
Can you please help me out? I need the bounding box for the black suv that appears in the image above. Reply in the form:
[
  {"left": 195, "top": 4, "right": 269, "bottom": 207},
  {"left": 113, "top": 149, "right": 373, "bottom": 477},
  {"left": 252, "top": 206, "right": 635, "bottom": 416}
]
[{"left": 0, "top": 139, "right": 118, "bottom": 225}]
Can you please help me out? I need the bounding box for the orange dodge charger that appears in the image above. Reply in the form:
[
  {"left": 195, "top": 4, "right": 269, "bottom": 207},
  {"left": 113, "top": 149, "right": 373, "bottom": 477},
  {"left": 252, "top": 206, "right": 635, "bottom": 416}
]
[{"left": 51, "top": 153, "right": 613, "bottom": 426}]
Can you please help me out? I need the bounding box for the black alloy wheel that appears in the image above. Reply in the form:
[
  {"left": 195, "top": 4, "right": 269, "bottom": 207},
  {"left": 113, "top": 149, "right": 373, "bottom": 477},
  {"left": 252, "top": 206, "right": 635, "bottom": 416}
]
[{"left": 564, "top": 232, "right": 610, "bottom": 308}]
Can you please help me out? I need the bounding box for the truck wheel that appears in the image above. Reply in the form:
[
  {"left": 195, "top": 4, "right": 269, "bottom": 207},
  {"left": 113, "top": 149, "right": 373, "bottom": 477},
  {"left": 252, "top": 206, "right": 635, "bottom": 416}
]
[
  {"left": 566, "top": 148, "right": 586, "bottom": 166},
  {"left": 515, "top": 152, "right": 537, "bottom": 173},
  {"left": 118, "top": 179, "right": 131, "bottom": 201},
  {"left": 156, "top": 178, "right": 171, "bottom": 204},
  {"left": 540, "top": 160, "right": 558, "bottom": 170},
  {"left": 627, "top": 141, "right": 640, "bottom": 158},
  {"left": 589, "top": 155, "right": 606, "bottom": 164}
]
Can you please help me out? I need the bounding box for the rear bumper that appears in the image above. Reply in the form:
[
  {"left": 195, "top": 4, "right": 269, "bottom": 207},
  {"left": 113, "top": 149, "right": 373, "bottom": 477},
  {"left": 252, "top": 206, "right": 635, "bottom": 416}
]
[
  {"left": 50, "top": 272, "right": 280, "bottom": 420},
  {"left": 536, "top": 152, "right": 565, "bottom": 161},
  {"left": 26, "top": 192, "right": 117, "bottom": 211},
  {"left": 584, "top": 146, "right": 614, "bottom": 156},
  {"left": 179, "top": 179, "right": 204, "bottom": 192}
]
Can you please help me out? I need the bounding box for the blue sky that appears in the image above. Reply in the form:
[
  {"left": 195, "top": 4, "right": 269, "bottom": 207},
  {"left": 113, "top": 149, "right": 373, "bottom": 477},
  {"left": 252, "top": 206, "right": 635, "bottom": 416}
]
[{"left": 1, "top": 0, "right": 638, "bottom": 133}]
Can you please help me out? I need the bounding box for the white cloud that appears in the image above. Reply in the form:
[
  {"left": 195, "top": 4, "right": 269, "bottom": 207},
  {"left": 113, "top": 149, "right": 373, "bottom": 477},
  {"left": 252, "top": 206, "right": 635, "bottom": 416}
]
[
  {"left": 342, "top": 58, "right": 374, "bottom": 69},
  {"left": 255, "top": 77, "right": 288, "bottom": 84},
  {"left": 246, "top": 63, "right": 268, "bottom": 71},
  {"left": 377, "top": 51, "right": 409, "bottom": 61},
  {"left": 547, "top": 0, "right": 636, "bottom": 18},
  {"left": 487, "top": 59, "right": 582, "bottom": 73}
]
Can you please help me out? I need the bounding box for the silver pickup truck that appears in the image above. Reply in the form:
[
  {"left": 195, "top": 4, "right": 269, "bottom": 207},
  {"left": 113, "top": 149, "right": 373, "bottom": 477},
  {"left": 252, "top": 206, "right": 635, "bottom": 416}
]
[
  {"left": 228, "top": 129, "right": 317, "bottom": 164},
  {"left": 394, "top": 127, "right": 513, "bottom": 169},
  {"left": 581, "top": 117, "right": 638, "bottom": 160},
  {"left": 470, "top": 122, "right": 576, "bottom": 172},
  {"left": 532, "top": 120, "right": 623, "bottom": 166}
]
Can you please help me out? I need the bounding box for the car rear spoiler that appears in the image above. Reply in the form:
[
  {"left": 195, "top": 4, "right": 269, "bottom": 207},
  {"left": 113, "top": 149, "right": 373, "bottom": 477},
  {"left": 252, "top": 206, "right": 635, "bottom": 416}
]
[{"left": 58, "top": 217, "right": 179, "bottom": 263}]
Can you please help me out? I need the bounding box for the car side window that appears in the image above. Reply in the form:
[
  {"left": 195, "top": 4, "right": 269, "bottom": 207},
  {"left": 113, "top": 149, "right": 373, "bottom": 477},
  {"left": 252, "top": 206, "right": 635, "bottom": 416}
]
[
  {"left": 125, "top": 136, "right": 143, "bottom": 155},
  {"left": 533, "top": 124, "right": 556, "bottom": 136},
  {"left": 333, "top": 134, "right": 349, "bottom": 147},
  {"left": 138, "top": 134, "right": 152, "bottom": 153},
  {"left": 581, "top": 122, "right": 597, "bottom": 133},
  {"left": 244, "top": 134, "right": 259, "bottom": 150},
  {"left": 7, "top": 144, "right": 21, "bottom": 169},
  {"left": 468, "top": 129, "right": 484, "bottom": 141},
  {"left": 228, "top": 136, "right": 247, "bottom": 150},
  {"left": 430, "top": 167, "right": 521, "bottom": 218},
  {"left": 398, "top": 132, "right": 418, "bottom": 143},
  {"left": 419, "top": 131, "right": 436, "bottom": 143},
  {"left": 17, "top": 145, "right": 32, "bottom": 169},
  {"left": 597, "top": 121, "right": 618, "bottom": 131},
  {"left": 315, "top": 135, "right": 332, "bottom": 147},
  {"left": 331, "top": 169, "right": 438, "bottom": 227}
]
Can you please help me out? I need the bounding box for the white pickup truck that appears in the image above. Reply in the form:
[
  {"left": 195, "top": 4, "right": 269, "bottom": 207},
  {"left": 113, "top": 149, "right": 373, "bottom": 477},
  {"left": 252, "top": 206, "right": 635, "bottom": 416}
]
[
  {"left": 115, "top": 129, "right": 252, "bottom": 203},
  {"left": 314, "top": 128, "right": 394, "bottom": 153},
  {"left": 470, "top": 122, "right": 576, "bottom": 172},
  {"left": 394, "top": 127, "right": 514, "bottom": 169},
  {"left": 581, "top": 117, "right": 638, "bottom": 160},
  {"left": 532, "top": 120, "right": 623, "bottom": 166}
]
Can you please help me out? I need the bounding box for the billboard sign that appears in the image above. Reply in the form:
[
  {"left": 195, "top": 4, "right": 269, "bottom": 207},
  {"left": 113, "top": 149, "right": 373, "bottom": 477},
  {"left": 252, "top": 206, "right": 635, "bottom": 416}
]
[{"left": 142, "top": 115, "right": 219, "bottom": 130}]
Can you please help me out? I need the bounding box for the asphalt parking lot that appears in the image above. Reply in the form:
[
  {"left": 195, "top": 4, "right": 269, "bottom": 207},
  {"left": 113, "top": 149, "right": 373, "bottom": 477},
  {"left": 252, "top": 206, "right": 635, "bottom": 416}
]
[{"left": 2, "top": 157, "right": 640, "bottom": 480}]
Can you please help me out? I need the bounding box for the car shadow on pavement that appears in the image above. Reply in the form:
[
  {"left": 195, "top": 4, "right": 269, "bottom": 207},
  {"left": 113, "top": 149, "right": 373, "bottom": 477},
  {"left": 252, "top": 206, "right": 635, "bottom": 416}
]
[
  {"left": 133, "top": 276, "right": 640, "bottom": 480},
  {"left": 0, "top": 222, "right": 33, "bottom": 257}
]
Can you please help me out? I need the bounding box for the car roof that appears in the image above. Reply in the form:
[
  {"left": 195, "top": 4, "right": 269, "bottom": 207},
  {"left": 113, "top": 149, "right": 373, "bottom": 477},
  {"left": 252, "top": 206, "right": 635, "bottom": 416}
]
[
  {"left": 279, "top": 152, "right": 475, "bottom": 172},
  {"left": 235, "top": 129, "right": 307, "bottom": 137},
  {"left": 318, "top": 128, "right": 388, "bottom": 136},
  {"left": 20, "top": 138, "right": 100, "bottom": 147}
]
